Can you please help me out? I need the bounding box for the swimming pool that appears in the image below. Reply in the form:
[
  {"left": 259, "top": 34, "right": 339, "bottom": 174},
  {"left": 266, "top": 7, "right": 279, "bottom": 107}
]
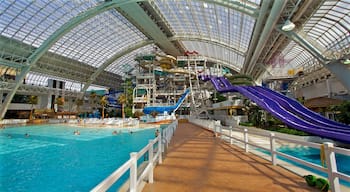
[
  {"left": 0, "top": 124, "right": 156, "bottom": 192},
  {"left": 259, "top": 146, "right": 350, "bottom": 187}
]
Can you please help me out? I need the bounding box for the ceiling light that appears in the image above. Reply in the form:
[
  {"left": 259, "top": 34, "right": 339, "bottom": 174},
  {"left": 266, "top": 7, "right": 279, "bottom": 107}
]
[{"left": 282, "top": 20, "right": 296, "bottom": 31}]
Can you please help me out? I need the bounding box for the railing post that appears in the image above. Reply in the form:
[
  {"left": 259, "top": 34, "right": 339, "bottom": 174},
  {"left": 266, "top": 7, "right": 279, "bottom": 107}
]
[
  {"left": 270, "top": 133, "right": 276, "bottom": 165},
  {"left": 148, "top": 140, "right": 154, "bottom": 183},
  {"left": 219, "top": 124, "right": 223, "bottom": 139},
  {"left": 244, "top": 129, "right": 249, "bottom": 152},
  {"left": 158, "top": 133, "right": 162, "bottom": 164},
  {"left": 129, "top": 152, "right": 138, "bottom": 192},
  {"left": 229, "top": 126, "right": 233, "bottom": 145},
  {"left": 324, "top": 142, "right": 340, "bottom": 192}
]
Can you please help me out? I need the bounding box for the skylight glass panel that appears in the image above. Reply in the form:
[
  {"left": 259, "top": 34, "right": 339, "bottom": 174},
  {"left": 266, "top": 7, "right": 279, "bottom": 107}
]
[
  {"left": 182, "top": 41, "right": 244, "bottom": 71},
  {"left": 0, "top": 0, "right": 99, "bottom": 48},
  {"left": 153, "top": 0, "right": 256, "bottom": 54},
  {"left": 106, "top": 44, "right": 162, "bottom": 76},
  {"left": 304, "top": 0, "right": 350, "bottom": 51},
  {"left": 49, "top": 9, "right": 147, "bottom": 68}
]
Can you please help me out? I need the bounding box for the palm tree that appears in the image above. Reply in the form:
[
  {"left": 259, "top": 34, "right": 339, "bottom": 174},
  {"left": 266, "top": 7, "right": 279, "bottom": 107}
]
[
  {"left": 75, "top": 99, "right": 84, "bottom": 115},
  {"left": 28, "top": 95, "right": 38, "bottom": 120},
  {"left": 100, "top": 96, "right": 109, "bottom": 119},
  {"left": 118, "top": 93, "right": 127, "bottom": 119},
  {"left": 330, "top": 101, "right": 350, "bottom": 125}
]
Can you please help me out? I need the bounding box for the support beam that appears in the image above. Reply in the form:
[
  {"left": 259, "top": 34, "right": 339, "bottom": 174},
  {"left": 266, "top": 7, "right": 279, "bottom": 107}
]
[
  {"left": 117, "top": 2, "right": 181, "bottom": 56},
  {"left": 275, "top": 27, "right": 350, "bottom": 91},
  {"left": 81, "top": 40, "right": 153, "bottom": 94},
  {"left": 0, "top": 58, "right": 27, "bottom": 69},
  {"left": 199, "top": 0, "right": 259, "bottom": 18},
  {"left": 276, "top": 28, "right": 328, "bottom": 63},
  {"left": 241, "top": 0, "right": 272, "bottom": 73},
  {"left": 0, "top": 0, "right": 141, "bottom": 119},
  {"left": 324, "top": 60, "right": 350, "bottom": 92},
  {"left": 245, "top": 0, "right": 288, "bottom": 75}
]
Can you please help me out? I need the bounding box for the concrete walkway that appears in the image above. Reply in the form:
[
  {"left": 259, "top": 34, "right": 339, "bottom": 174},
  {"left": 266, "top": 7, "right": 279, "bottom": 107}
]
[{"left": 143, "top": 122, "right": 317, "bottom": 192}]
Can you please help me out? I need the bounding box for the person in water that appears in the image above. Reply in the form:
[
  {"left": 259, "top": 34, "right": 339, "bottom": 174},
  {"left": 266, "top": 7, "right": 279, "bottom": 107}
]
[
  {"left": 112, "top": 130, "right": 118, "bottom": 135},
  {"left": 25, "top": 133, "right": 30, "bottom": 137},
  {"left": 74, "top": 130, "right": 80, "bottom": 135}
]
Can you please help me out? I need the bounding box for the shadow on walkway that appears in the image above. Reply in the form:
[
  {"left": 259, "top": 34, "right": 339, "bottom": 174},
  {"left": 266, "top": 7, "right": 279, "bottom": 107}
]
[{"left": 143, "top": 122, "right": 317, "bottom": 192}]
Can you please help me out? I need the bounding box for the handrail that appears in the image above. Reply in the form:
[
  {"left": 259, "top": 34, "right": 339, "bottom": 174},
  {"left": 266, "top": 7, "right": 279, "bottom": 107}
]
[
  {"left": 189, "top": 118, "right": 350, "bottom": 192},
  {"left": 91, "top": 120, "right": 178, "bottom": 192}
]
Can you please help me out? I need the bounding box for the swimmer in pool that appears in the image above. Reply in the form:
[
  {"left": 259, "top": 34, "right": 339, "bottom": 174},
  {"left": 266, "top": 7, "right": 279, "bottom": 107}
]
[{"left": 74, "top": 130, "right": 80, "bottom": 135}]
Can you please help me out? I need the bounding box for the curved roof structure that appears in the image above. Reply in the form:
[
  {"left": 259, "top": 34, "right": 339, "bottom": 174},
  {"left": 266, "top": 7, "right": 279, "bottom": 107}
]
[{"left": 0, "top": 0, "right": 349, "bottom": 118}]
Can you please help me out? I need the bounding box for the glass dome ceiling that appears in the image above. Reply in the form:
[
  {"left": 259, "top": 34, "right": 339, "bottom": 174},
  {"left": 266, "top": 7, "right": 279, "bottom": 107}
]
[{"left": 0, "top": 0, "right": 349, "bottom": 87}]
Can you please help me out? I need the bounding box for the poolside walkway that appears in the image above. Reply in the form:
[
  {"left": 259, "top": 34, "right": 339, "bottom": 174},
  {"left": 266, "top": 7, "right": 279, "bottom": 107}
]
[{"left": 142, "top": 122, "right": 317, "bottom": 192}]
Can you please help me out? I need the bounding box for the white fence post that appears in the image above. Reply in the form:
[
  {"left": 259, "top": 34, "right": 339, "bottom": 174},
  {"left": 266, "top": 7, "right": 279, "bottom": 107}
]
[
  {"left": 148, "top": 140, "right": 154, "bottom": 183},
  {"left": 244, "top": 129, "right": 249, "bottom": 152},
  {"left": 158, "top": 133, "right": 162, "bottom": 164},
  {"left": 129, "top": 152, "right": 138, "bottom": 192},
  {"left": 324, "top": 142, "right": 340, "bottom": 192},
  {"left": 229, "top": 126, "right": 233, "bottom": 145},
  {"left": 270, "top": 133, "right": 277, "bottom": 165},
  {"left": 219, "top": 123, "right": 223, "bottom": 139}
]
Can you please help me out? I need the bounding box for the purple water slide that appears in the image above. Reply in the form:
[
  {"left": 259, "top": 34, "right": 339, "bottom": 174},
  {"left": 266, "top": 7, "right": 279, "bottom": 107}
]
[
  {"left": 252, "top": 86, "right": 350, "bottom": 130},
  {"left": 211, "top": 77, "right": 236, "bottom": 93},
  {"left": 206, "top": 76, "right": 350, "bottom": 143},
  {"left": 245, "top": 86, "right": 350, "bottom": 134}
]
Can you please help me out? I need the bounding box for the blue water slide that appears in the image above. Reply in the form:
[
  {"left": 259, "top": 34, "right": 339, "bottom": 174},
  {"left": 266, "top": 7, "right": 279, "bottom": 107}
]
[
  {"left": 252, "top": 86, "right": 350, "bottom": 130},
  {"left": 206, "top": 76, "right": 350, "bottom": 143},
  {"left": 143, "top": 89, "right": 190, "bottom": 114}
]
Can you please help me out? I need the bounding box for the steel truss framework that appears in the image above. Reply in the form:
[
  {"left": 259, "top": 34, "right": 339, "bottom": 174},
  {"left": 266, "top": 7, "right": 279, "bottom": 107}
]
[{"left": 0, "top": 0, "right": 349, "bottom": 118}]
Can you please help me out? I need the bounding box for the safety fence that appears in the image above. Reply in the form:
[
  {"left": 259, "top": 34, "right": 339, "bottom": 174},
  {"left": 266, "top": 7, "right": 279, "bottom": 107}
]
[
  {"left": 189, "top": 118, "right": 350, "bottom": 192},
  {"left": 91, "top": 120, "right": 178, "bottom": 192}
]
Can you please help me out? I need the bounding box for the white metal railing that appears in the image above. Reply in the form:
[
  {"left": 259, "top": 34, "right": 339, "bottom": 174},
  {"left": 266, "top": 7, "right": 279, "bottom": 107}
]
[
  {"left": 189, "top": 118, "right": 350, "bottom": 192},
  {"left": 91, "top": 120, "right": 178, "bottom": 192}
]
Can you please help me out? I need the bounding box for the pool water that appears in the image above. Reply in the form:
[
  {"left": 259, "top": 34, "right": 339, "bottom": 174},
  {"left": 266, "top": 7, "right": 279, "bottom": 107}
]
[
  {"left": 0, "top": 124, "right": 156, "bottom": 192},
  {"left": 259, "top": 146, "right": 350, "bottom": 187}
]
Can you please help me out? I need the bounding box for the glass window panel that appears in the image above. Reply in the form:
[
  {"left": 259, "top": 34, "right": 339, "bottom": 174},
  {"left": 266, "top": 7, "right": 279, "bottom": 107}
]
[
  {"left": 182, "top": 41, "right": 244, "bottom": 70},
  {"left": 49, "top": 10, "right": 147, "bottom": 69},
  {"left": 304, "top": 0, "right": 349, "bottom": 51},
  {"left": 0, "top": 0, "right": 99, "bottom": 47},
  {"left": 153, "top": 0, "right": 256, "bottom": 54}
]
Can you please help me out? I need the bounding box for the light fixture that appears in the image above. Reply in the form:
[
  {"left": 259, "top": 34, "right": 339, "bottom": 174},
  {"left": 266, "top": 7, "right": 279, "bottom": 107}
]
[
  {"left": 281, "top": 0, "right": 302, "bottom": 32},
  {"left": 282, "top": 20, "right": 296, "bottom": 31}
]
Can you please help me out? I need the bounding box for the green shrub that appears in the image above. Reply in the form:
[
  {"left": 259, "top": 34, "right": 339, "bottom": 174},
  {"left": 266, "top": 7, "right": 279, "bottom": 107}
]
[{"left": 239, "top": 122, "right": 254, "bottom": 126}]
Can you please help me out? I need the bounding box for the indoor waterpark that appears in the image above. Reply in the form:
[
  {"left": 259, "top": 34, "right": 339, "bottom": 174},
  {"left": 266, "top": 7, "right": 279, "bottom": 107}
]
[{"left": 0, "top": 0, "right": 350, "bottom": 191}]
